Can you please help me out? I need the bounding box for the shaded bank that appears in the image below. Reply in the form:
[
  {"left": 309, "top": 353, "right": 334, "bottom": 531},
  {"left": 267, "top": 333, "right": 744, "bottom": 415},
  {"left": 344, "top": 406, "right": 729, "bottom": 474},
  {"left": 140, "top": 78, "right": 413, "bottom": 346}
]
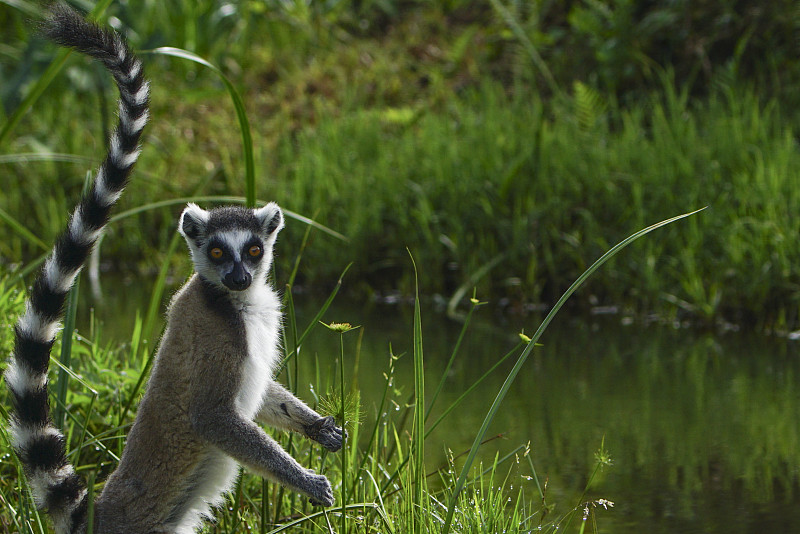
[{"left": 3, "top": 80, "right": 800, "bottom": 330}]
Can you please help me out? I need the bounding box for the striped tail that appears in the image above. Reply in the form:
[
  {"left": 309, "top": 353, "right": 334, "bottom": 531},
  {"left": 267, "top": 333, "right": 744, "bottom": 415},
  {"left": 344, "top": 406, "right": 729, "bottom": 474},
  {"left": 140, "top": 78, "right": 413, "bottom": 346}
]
[{"left": 4, "top": 5, "right": 149, "bottom": 533}]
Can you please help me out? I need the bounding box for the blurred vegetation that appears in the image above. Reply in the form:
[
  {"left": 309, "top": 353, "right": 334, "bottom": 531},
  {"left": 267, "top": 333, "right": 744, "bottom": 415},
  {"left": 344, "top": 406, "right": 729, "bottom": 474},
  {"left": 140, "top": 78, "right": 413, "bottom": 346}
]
[{"left": 2, "top": 0, "right": 800, "bottom": 329}]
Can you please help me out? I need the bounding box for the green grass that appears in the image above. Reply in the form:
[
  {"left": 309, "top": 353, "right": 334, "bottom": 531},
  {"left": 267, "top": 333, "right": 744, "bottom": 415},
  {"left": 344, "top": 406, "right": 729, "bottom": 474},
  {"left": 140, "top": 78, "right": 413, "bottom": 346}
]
[{"left": 272, "top": 78, "right": 800, "bottom": 328}]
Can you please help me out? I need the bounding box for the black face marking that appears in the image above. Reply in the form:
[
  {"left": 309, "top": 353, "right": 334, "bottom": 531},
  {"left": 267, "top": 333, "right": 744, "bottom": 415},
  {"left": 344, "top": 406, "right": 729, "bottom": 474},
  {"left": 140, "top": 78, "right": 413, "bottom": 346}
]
[
  {"left": 223, "top": 261, "right": 252, "bottom": 291},
  {"left": 242, "top": 237, "right": 264, "bottom": 263},
  {"left": 206, "top": 207, "right": 262, "bottom": 235},
  {"left": 206, "top": 238, "right": 232, "bottom": 264},
  {"left": 280, "top": 403, "right": 289, "bottom": 417}
]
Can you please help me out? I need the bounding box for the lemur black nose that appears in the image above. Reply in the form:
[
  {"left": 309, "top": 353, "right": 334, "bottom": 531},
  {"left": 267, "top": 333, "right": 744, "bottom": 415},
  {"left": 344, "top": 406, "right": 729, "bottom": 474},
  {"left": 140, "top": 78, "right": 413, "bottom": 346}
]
[{"left": 224, "top": 262, "right": 252, "bottom": 291}]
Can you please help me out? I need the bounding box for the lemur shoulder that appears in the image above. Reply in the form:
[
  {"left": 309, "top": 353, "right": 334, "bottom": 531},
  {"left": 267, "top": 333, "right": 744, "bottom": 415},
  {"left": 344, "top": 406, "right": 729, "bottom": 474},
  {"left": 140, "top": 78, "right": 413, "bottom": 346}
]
[{"left": 4, "top": 6, "right": 343, "bottom": 533}]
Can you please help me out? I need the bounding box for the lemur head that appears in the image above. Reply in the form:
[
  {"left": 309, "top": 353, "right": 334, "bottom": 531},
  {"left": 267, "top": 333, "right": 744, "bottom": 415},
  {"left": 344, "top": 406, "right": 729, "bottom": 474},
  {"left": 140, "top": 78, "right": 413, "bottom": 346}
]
[{"left": 178, "top": 203, "right": 284, "bottom": 291}]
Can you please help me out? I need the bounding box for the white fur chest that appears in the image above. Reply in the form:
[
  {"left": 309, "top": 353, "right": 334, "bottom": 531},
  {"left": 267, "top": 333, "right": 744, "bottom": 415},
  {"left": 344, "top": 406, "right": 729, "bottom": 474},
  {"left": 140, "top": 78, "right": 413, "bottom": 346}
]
[{"left": 235, "top": 286, "right": 282, "bottom": 419}]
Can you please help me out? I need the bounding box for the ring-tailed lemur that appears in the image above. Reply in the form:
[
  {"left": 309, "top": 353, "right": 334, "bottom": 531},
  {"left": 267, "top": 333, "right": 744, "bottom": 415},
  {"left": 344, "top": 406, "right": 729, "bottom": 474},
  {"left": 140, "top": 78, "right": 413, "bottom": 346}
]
[
  {"left": 5, "top": 6, "right": 344, "bottom": 534},
  {"left": 5, "top": 4, "right": 149, "bottom": 532}
]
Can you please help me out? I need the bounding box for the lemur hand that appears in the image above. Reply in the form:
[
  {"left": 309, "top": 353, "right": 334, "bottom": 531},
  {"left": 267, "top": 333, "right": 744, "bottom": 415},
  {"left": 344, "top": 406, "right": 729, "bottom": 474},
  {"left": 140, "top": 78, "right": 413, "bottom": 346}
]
[
  {"left": 305, "top": 471, "right": 335, "bottom": 507},
  {"left": 305, "top": 416, "right": 346, "bottom": 452}
]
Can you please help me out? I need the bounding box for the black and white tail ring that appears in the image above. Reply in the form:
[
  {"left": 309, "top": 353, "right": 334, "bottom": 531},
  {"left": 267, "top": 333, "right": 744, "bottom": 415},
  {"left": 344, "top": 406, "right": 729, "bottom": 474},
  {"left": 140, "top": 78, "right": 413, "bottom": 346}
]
[{"left": 4, "top": 5, "right": 149, "bottom": 533}]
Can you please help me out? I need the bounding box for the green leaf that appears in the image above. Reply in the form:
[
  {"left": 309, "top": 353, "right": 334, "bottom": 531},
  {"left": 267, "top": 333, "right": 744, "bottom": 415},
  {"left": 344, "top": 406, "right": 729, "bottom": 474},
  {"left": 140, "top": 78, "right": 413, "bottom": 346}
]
[{"left": 147, "top": 47, "right": 256, "bottom": 207}]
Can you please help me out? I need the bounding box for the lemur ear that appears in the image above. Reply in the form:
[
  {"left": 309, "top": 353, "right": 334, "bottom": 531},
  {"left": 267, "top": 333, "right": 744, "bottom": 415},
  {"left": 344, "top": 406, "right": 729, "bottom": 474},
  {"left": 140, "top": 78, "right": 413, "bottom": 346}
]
[
  {"left": 179, "top": 203, "right": 210, "bottom": 241},
  {"left": 254, "top": 202, "right": 284, "bottom": 237}
]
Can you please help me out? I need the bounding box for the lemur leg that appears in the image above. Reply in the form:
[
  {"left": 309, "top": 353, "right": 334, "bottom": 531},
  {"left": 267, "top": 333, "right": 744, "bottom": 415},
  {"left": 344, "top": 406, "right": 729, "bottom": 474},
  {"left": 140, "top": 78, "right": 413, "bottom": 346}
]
[
  {"left": 190, "top": 405, "right": 334, "bottom": 506},
  {"left": 256, "top": 382, "right": 345, "bottom": 452}
]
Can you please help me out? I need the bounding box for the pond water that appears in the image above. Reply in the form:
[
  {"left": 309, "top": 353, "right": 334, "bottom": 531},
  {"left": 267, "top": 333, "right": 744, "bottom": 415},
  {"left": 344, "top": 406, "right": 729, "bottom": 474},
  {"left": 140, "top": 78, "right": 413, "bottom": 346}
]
[
  {"left": 84, "top": 282, "right": 800, "bottom": 533},
  {"left": 291, "top": 302, "right": 800, "bottom": 534}
]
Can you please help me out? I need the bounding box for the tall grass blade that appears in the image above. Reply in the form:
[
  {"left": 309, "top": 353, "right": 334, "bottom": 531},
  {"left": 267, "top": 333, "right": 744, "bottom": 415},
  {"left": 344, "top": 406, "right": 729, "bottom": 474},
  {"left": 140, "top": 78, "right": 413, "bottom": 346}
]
[
  {"left": 0, "top": 207, "right": 49, "bottom": 251},
  {"left": 0, "top": 0, "right": 41, "bottom": 17},
  {"left": 110, "top": 196, "right": 347, "bottom": 242},
  {"left": 560, "top": 438, "right": 612, "bottom": 532},
  {"left": 0, "top": 49, "right": 69, "bottom": 148},
  {"left": 148, "top": 47, "right": 256, "bottom": 206},
  {"left": 440, "top": 207, "right": 706, "bottom": 533},
  {"left": 286, "top": 210, "right": 319, "bottom": 289},
  {"left": 282, "top": 208, "right": 348, "bottom": 243},
  {"left": 364, "top": 470, "right": 395, "bottom": 533},
  {"left": 339, "top": 333, "right": 347, "bottom": 534},
  {"left": 410, "top": 251, "right": 425, "bottom": 532},
  {"left": 8, "top": 251, "right": 49, "bottom": 283},
  {"left": 85, "top": 471, "right": 95, "bottom": 534},
  {"left": 260, "top": 479, "right": 269, "bottom": 534},
  {"left": 0, "top": 153, "right": 94, "bottom": 165},
  {"left": 265, "top": 503, "right": 385, "bottom": 533},
  {"left": 524, "top": 453, "right": 546, "bottom": 503},
  {"left": 71, "top": 390, "right": 97, "bottom": 468},
  {"left": 54, "top": 276, "right": 79, "bottom": 430},
  {"left": 348, "top": 346, "right": 396, "bottom": 501},
  {"left": 282, "top": 287, "right": 299, "bottom": 391}
]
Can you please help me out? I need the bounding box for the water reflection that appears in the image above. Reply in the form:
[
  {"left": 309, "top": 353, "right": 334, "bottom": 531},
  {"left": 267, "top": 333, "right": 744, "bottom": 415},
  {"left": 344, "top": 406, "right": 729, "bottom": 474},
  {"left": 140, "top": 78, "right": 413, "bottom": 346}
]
[
  {"left": 291, "top": 306, "right": 800, "bottom": 533},
  {"left": 508, "top": 321, "right": 800, "bottom": 533}
]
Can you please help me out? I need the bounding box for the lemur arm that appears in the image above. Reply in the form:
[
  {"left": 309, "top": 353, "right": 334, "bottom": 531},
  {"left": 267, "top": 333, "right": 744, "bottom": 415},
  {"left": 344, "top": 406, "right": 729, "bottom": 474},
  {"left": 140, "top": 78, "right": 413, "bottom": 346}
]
[
  {"left": 255, "top": 382, "right": 345, "bottom": 452},
  {"left": 189, "top": 401, "right": 334, "bottom": 506}
]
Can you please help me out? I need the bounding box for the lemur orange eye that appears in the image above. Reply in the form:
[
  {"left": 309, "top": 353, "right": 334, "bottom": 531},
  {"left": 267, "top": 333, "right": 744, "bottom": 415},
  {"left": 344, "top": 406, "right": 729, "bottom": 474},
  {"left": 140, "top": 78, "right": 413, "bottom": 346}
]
[
  {"left": 248, "top": 245, "right": 262, "bottom": 257},
  {"left": 210, "top": 247, "right": 223, "bottom": 259}
]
